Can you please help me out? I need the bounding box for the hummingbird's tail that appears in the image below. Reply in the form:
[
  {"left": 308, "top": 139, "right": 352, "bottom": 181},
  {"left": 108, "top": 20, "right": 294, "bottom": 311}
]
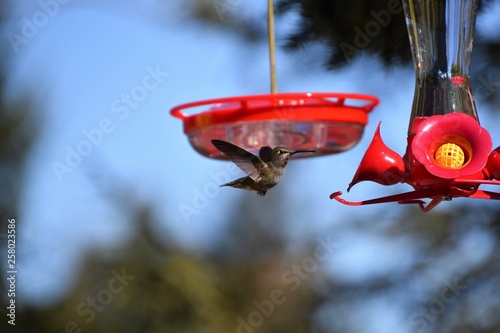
[
  {"left": 219, "top": 177, "right": 266, "bottom": 196},
  {"left": 220, "top": 180, "right": 242, "bottom": 188}
]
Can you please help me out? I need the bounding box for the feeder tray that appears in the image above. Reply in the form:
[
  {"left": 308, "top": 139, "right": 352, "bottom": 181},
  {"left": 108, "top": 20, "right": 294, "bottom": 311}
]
[{"left": 170, "top": 92, "right": 379, "bottom": 159}]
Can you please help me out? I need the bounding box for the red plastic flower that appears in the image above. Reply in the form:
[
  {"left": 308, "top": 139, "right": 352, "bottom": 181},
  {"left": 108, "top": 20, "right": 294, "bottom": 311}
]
[{"left": 411, "top": 113, "right": 492, "bottom": 179}]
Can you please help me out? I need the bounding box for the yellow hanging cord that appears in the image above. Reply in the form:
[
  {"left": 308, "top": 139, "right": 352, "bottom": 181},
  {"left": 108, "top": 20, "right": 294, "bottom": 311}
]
[{"left": 267, "top": 0, "right": 277, "bottom": 93}]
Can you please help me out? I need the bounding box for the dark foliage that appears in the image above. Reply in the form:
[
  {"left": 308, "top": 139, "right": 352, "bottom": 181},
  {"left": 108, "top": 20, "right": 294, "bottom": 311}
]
[{"left": 275, "top": 0, "right": 497, "bottom": 68}]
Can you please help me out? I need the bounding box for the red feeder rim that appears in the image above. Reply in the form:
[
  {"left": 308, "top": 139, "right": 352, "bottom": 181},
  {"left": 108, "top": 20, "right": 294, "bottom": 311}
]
[{"left": 170, "top": 92, "right": 379, "bottom": 159}]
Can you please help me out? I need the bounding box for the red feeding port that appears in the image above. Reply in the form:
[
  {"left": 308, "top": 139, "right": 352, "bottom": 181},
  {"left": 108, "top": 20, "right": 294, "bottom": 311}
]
[{"left": 331, "top": 113, "right": 500, "bottom": 212}]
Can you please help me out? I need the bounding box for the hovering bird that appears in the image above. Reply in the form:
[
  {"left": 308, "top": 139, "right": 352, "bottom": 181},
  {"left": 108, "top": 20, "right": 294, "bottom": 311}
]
[{"left": 211, "top": 139, "right": 315, "bottom": 196}]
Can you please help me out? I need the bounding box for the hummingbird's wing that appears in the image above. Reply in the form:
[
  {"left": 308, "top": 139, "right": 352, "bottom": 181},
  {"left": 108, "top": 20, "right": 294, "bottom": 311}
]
[
  {"left": 211, "top": 140, "right": 267, "bottom": 180},
  {"left": 259, "top": 146, "right": 273, "bottom": 163}
]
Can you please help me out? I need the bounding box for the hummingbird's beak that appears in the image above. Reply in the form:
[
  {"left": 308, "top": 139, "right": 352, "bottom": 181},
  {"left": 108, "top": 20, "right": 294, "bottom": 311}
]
[{"left": 291, "top": 150, "right": 316, "bottom": 156}]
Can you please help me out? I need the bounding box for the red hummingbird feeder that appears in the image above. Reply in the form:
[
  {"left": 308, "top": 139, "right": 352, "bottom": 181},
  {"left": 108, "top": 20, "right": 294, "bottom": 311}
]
[
  {"left": 170, "top": 0, "right": 379, "bottom": 159},
  {"left": 171, "top": 93, "right": 378, "bottom": 159},
  {"left": 331, "top": 0, "right": 500, "bottom": 211}
]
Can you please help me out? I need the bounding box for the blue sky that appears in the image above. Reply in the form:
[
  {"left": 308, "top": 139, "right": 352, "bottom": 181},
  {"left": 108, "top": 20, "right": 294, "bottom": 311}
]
[{"left": 3, "top": 2, "right": 500, "bottom": 326}]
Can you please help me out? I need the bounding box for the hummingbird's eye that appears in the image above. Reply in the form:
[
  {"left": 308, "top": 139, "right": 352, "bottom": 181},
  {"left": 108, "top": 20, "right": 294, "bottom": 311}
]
[{"left": 279, "top": 150, "right": 285, "bottom": 154}]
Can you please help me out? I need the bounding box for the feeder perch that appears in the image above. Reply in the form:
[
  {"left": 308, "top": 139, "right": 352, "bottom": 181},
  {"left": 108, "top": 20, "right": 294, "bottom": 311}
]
[{"left": 331, "top": 0, "right": 500, "bottom": 211}]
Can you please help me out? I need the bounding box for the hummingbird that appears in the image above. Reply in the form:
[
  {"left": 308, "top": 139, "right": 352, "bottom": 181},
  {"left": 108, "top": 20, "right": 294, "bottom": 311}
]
[{"left": 211, "top": 139, "right": 315, "bottom": 196}]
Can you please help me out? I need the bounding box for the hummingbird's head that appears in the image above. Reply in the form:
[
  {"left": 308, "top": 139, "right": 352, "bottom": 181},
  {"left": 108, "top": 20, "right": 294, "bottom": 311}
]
[{"left": 271, "top": 147, "right": 315, "bottom": 166}]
